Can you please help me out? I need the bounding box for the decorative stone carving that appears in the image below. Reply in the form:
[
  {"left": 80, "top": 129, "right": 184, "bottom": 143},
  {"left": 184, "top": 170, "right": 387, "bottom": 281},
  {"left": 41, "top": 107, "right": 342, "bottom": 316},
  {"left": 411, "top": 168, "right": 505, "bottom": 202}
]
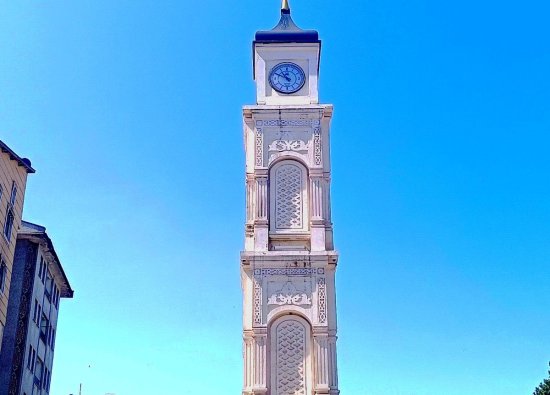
[
  {"left": 266, "top": 129, "right": 312, "bottom": 166},
  {"left": 275, "top": 320, "right": 306, "bottom": 395},
  {"left": 256, "top": 119, "right": 320, "bottom": 127},
  {"left": 253, "top": 276, "right": 262, "bottom": 325},
  {"left": 274, "top": 163, "right": 303, "bottom": 230},
  {"left": 317, "top": 277, "right": 327, "bottom": 324},
  {"left": 313, "top": 127, "right": 321, "bottom": 165},
  {"left": 268, "top": 293, "right": 311, "bottom": 306},
  {"left": 256, "top": 128, "right": 264, "bottom": 167},
  {"left": 255, "top": 268, "right": 324, "bottom": 276},
  {"left": 268, "top": 282, "right": 312, "bottom": 306},
  {"left": 268, "top": 139, "right": 310, "bottom": 153}
]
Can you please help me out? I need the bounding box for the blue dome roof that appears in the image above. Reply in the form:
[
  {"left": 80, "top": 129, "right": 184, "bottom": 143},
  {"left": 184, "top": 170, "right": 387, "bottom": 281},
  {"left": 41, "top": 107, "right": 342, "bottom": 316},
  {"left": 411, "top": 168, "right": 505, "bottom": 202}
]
[{"left": 255, "top": 9, "right": 320, "bottom": 44}]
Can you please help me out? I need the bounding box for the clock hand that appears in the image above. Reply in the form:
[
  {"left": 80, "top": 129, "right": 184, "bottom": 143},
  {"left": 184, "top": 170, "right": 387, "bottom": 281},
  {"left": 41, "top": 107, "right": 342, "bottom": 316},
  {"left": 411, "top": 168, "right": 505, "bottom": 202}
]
[{"left": 276, "top": 72, "right": 291, "bottom": 82}]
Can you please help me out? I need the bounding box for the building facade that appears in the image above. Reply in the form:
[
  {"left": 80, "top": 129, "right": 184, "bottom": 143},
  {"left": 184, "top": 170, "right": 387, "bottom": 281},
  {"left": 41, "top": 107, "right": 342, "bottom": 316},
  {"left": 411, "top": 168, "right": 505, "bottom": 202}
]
[
  {"left": 240, "top": 3, "right": 340, "bottom": 395},
  {"left": 0, "top": 140, "right": 35, "bottom": 353},
  {"left": 0, "top": 221, "right": 74, "bottom": 395}
]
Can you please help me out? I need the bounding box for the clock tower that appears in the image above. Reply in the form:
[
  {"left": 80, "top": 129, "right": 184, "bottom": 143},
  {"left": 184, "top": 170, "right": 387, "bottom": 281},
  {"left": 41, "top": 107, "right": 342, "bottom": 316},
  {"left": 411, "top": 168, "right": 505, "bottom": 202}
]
[{"left": 241, "top": 2, "right": 340, "bottom": 395}]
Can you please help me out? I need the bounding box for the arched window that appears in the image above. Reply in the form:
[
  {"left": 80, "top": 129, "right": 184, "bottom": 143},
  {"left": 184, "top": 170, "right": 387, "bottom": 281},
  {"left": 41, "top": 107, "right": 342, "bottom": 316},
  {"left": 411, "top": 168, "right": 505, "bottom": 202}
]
[{"left": 269, "top": 160, "right": 309, "bottom": 232}]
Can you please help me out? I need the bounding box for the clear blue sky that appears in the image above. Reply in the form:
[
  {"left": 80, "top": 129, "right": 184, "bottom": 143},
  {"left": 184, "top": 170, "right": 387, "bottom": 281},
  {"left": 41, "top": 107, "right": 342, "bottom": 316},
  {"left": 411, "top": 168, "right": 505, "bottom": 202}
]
[{"left": 1, "top": 0, "right": 549, "bottom": 394}]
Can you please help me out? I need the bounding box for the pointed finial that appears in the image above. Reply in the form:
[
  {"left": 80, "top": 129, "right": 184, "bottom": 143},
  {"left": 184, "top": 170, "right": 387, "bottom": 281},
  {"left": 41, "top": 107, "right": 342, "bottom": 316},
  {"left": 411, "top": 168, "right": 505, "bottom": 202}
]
[{"left": 282, "top": 0, "right": 290, "bottom": 11}]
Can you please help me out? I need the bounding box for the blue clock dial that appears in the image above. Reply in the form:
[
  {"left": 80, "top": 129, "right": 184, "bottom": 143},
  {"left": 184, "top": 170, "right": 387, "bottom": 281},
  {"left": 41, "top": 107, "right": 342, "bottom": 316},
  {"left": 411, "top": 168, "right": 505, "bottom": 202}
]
[{"left": 269, "top": 63, "right": 306, "bottom": 94}]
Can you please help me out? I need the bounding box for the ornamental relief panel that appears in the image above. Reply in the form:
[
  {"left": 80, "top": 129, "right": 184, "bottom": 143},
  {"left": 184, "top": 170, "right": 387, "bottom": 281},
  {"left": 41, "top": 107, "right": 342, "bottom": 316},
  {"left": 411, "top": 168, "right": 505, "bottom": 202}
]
[
  {"left": 253, "top": 275, "right": 262, "bottom": 325},
  {"left": 273, "top": 163, "right": 305, "bottom": 230},
  {"left": 266, "top": 130, "right": 312, "bottom": 167},
  {"left": 313, "top": 127, "right": 322, "bottom": 166},
  {"left": 255, "top": 268, "right": 324, "bottom": 276},
  {"left": 268, "top": 139, "right": 310, "bottom": 153},
  {"left": 274, "top": 318, "right": 307, "bottom": 395},
  {"left": 256, "top": 119, "right": 320, "bottom": 128},
  {"left": 253, "top": 118, "right": 322, "bottom": 168},
  {"left": 255, "top": 128, "right": 264, "bottom": 167},
  {"left": 252, "top": 269, "right": 327, "bottom": 327},
  {"left": 317, "top": 276, "right": 327, "bottom": 324},
  {"left": 267, "top": 280, "right": 312, "bottom": 307}
]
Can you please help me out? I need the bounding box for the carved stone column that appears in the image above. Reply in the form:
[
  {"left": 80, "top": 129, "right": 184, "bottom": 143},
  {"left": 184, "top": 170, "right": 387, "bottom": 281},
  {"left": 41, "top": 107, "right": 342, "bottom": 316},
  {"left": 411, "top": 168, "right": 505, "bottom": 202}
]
[
  {"left": 253, "top": 333, "right": 268, "bottom": 394},
  {"left": 243, "top": 331, "right": 268, "bottom": 395},
  {"left": 323, "top": 175, "right": 334, "bottom": 250},
  {"left": 245, "top": 175, "right": 255, "bottom": 250},
  {"left": 310, "top": 174, "right": 326, "bottom": 251},
  {"left": 310, "top": 176, "right": 323, "bottom": 221},
  {"left": 254, "top": 175, "right": 268, "bottom": 251},
  {"left": 243, "top": 333, "right": 254, "bottom": 394},
  {"left": 313, "top": 332, "right": 330, "bottom": 394},
  {"left": 328, "top": 335, "right": 340, "bottom": 394},
  {"left": 255, "top": 176, "right": 268, "bottom": 222},
  {"left": 322, "top": 176, "right": 331, "bottom": 223}
]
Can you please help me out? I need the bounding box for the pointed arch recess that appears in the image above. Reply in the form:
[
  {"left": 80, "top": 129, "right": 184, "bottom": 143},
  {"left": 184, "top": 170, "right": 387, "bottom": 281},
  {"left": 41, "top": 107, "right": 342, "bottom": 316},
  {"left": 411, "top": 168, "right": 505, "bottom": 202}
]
[
  {"left": 269, "top": 159, "right": 309, "bottom": 233},
  {"left": 269, "top": 314, "right": 312, "bottom": 395}
]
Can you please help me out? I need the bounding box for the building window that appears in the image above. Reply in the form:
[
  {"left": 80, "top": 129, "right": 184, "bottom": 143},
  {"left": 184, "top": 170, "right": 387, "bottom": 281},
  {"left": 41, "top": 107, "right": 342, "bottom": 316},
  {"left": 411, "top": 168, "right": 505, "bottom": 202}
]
[
  {"left": 26, "top": 345, "right": 32, "bottom": 369},
  {"left": 53, "top": 285, "right": 60, "bottom": 308},
  {"left": 3, "top": 181, "right": 16, "bottom": 241},
  {"left": 38, "top": 256, "right": 44, "bottom": 282},
  {"left": 45, "top": 270, "right": 53, "bottom": 300},
  {"left": 0, "top": 259, "right": 7, "bottom": 294},
  {"left": 51, "top": 328, "right": 56, "bottom": 350},
  {"left": 3, "top": 207, "right": 14, "bottom": 241},
  {"left": 38, "top": 256, "right": 48, "bottom": 284},
  {"left": 33, "top": 299, "right": 39, "bottom": 323},
  {"left": 9, "top": 181, "right": 16, "bottom": 205},
  {"left": 40, "top": 313, "right": 49, "bottom": 343},
  {"left": 27, "top": 345, "right": 36, "bottom": 371},
  {"left": 43, "top": 367, "right": 50, "bottom": 390},
  {"left": 34, "top": 357, "right": 44, "bottom": 387}
]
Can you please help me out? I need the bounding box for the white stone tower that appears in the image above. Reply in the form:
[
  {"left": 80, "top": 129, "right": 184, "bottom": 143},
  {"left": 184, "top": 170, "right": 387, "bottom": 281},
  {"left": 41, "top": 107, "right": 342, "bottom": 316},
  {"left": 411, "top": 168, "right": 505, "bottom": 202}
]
[{"left": 240, "top": 2, "right": 339, "bottom": 395}]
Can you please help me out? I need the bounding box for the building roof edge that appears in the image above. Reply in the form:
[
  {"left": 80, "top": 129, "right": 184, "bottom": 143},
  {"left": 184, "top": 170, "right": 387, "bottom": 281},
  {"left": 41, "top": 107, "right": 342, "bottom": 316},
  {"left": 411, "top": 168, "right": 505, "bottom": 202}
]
[
  {"left": 19, "top": 220, "right": 74, "bottom": 298},
  {"left": 0, "top": 139, "right": 35, "bottom": 173}
]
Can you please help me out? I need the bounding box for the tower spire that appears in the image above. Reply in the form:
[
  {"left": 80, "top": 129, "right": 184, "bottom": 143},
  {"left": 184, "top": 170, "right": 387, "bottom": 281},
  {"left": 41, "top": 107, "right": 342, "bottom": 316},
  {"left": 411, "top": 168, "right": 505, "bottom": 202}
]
[
  {"left": 281, "top": 0, "right": 290, "bottom": 11},
  {"left": 255, "top": 0, "right": 319, "bottom": 43}
]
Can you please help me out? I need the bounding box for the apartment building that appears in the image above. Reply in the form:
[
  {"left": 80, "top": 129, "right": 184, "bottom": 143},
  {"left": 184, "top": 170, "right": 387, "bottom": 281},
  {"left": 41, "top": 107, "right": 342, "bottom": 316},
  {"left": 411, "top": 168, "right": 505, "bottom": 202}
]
[
  {"left": 0, "top": 140, "right": 35, "bottom": 351},
  {"left": 0, "top": 220, "right": 74, "bottom": 395}
]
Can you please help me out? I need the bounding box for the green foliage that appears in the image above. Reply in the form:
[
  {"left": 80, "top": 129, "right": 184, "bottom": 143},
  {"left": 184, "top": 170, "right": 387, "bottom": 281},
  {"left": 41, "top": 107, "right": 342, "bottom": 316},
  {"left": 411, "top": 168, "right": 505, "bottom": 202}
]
[{"left": 534, "top": 362, "right": 550, "bottom": 395}]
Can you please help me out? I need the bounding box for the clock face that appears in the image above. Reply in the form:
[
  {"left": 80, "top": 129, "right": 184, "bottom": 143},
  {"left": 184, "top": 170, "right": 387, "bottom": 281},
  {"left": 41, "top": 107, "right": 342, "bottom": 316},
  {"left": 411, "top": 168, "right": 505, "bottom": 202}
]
[{"left": 269, "top": 63, "right": 306, "bottom": 94}]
